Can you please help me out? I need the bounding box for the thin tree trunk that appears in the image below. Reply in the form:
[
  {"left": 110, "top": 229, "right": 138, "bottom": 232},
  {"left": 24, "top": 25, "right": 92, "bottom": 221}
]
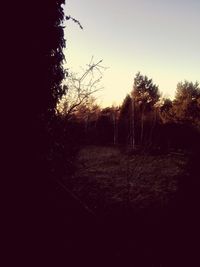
[
  {"left": 140, "top": 106, "right": 145, "bottom": 146},
  {"left": 131, "top": 98, "right": 135, "bottom": 150},
  {"left": 126, "top": 157, "right": 131, "bottom": 210},
  {"left": 113, "top": 112, "right": 116, "bottom": 145},
  {"left": 149, "top": 108, "right": 157, "bottom": 147},
  {"left": 115, "top": 115, "right": 118, "bottom": 145},
  {"left": 85, "top": 114, "right": 89, "bottom": 134}
]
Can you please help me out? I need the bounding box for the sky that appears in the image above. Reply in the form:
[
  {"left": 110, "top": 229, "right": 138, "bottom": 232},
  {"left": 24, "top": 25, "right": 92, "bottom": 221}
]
[{"left": 63, "top": 0, "right": 200, "bottom": 107}]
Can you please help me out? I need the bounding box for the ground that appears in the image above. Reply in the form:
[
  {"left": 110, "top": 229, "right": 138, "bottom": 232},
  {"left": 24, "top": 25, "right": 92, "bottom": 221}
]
[{"left": 64, "top": 145, "right": 187, "bottom": 216}]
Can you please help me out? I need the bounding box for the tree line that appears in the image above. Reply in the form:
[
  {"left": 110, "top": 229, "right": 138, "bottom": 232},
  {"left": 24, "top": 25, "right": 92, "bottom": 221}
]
[{"left": 58, "top": 71, "right": 200, "bottom": 153}]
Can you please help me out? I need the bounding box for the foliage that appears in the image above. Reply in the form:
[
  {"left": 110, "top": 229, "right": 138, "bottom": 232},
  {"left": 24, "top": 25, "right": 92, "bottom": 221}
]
[
  {"left": 118, "top": 94, "right": 132, "bottom": 145},
  {"left": 173, "top": 81, "right": 200, "bottom": 126},
  {"left": 132, "top": 72, "right": 160, "bottom": 110},
  {"left": 75, "top": 96, "right": 101, "bottom": 122},
  {"left": 31, "top": 0, "right": 66, "bottom": 118},
  {"left": 159, "top": 98, "right": 174, "bottom": 123},
  {"left": 131, "top": 73, "right": 160, "bottom": 147}
]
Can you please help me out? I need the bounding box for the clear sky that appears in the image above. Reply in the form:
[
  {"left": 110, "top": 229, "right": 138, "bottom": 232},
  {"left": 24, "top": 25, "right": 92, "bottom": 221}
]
[{"left": 63, "top": 0, "right": 200, "bottom": 107}]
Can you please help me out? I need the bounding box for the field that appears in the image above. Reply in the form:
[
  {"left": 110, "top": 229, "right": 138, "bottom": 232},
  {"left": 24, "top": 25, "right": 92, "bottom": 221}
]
[{"left": 64, "top": 145, "right": 187, "bottom": 217}]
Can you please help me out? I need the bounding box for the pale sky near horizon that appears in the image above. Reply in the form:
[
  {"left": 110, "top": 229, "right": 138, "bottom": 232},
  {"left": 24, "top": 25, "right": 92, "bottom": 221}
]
[{"left": 63, "top": 0, "right": 200, "bottom": 107}]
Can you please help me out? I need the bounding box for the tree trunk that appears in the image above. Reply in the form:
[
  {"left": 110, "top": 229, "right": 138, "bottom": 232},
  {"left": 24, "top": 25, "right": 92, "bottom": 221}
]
[
  {"left": 131, "top": 98, "right": 135, "bottom": 150},
  {"left": 140, "top": 106, "right": 145, "bottom": 146},
  {"left": 149, "top": 108, "right": 157, "bottom": 147},
  {"left": 113, "top": 112, "right": 116, "bottom": 145}
]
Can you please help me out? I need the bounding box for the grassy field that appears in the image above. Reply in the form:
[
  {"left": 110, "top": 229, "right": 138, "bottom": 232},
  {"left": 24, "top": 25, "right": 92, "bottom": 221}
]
[
  {"left": 64, "top": 145, "right": 187, "bottom": 216},
  {"left": 61, "top": 146, "right": 194, "bottom": 266}
]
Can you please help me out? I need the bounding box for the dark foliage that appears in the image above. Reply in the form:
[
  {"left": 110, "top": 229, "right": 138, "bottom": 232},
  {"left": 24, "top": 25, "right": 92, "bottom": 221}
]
[
  {"left": 152, "top": 122, "right": 200, "bottom": 152},
  {"left": 95, "top": 114, "right": 114, "bottom": 145},
  {"left": 118, "top": 94, "right": 132, "bottom": 145},
  {"left": 13, "top": 1, "right": 98, "bottom": 266}
]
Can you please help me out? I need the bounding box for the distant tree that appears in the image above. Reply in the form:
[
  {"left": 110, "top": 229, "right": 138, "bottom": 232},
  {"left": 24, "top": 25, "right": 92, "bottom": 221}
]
[
  {"left": 95, "top": 108, "right": 113, "bottom": 145},
  {"left": 75, "top": 96, "right": 100, "bottom": 121},
  {"left": 75, "top": 96, "right": 101, "bottom": 138},
  {"left": 173, "top": 81, "right": 200, "bottom": 127},
  {"left": 120, "top": 94, "right": 132, "bottom": 117},
  {"left": 159, "top": 98, "right": 174, "bottom": 123},
  {"left": 118, "top": 94, "right": 133, "bottom": 146},
  {"left": 131, "top": 72, "right": 160, "bottom": 146},
  {"left": 99, "top": 106, "right": 120, "bottom": 145}
]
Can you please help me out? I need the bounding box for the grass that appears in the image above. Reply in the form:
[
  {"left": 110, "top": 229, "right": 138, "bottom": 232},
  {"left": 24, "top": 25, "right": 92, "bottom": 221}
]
[
  {"left": 64, "top": 145, "right": 187, "bottom": 216},
  {"left": 61, "top": 145, "right": 192, "bottom": 266}
]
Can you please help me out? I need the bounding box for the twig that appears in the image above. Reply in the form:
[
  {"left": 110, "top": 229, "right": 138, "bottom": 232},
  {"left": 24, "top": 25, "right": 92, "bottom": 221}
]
[{"left": 65, "top": 15, "right": 83, "bottom": 30}]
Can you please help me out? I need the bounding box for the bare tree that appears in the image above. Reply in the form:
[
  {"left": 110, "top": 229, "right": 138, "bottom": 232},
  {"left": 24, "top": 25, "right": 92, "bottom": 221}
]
[{"left": 57, "top": 58, "right": 106, "bottom": 119}]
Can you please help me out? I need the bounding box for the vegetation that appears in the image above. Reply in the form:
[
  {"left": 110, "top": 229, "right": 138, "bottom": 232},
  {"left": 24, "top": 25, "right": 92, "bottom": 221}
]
[
  {"left": 59, "top": 72, "right": 199, "bottom": 152},
  {"left": 67, "top": 146, "right": 187, "bottom": 214}
]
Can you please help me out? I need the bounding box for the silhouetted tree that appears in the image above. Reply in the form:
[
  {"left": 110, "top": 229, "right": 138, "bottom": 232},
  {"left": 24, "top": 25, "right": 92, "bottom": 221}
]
[
  {"left": 173, "top": 81, "right": 200, "bottom": 127},
  {"left": 110, "top": 105, "right": 120, "bottom": 145},
  {"left": 118, "top": 94, "right": 132, "bottom": 145},
  {"left": 131, "top": 72, "right": 160, "bottom": 147},
  {"left": 159, "top": 98, "right": 174, "bottom": 123},
  {"left": 15, "top": 1, "right": 69, "bottom": 265}
]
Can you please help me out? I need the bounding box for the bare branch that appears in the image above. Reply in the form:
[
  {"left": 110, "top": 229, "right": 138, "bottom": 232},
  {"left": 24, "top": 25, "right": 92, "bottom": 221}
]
[
  {"left": 65, "top": 15, "right": 83, "bottom": 30},
  {"left": 57, "top": 58, "right": 106, "bottom": 118}
]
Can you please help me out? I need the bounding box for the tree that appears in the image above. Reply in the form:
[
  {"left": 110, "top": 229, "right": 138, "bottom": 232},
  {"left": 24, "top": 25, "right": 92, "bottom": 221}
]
[
  {"left": 25, "top": 0, "right": 67, "bottom": 190},
  {"left": 118, "top": 94, "right": 133, "bottom": 146},
  {"left": 173, "top": 81, "right": 200, "bottom": 127},
  {"left": 75, "top": 96, "right": 100, "bottom": 122},
  {"left": 131, "top": 72, "right": 160, "bottom": 146},
  {"left": 75, "top": 96, "right": 101, "bottom": 141},
  {"left": 57, "top": 59, "right": 105, "bottom": 119},
  {"left": 17, "top": 1, "right": 68, "bottom": 264},
  {"left": 159, "top": 98, "right": 174, "bottom": 123},
  {"left": 98, "top": 106, "right": 120, "bottom": 145}
]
